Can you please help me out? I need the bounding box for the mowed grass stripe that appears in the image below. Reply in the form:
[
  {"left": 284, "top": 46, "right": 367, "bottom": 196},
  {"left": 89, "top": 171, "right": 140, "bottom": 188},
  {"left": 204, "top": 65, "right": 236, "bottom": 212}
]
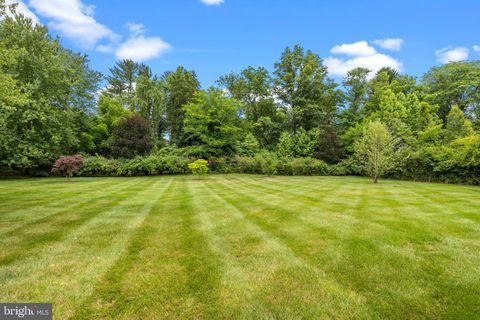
[
  {"left": 0, "top": 177, "right": 170, "bottom": 319},
  {"left": 208, "top": 176, "right": 480, "bottom": 319},
  {"left": 0, "top": 178, "right": 152, "bottom": 265},
  {"left": 199, "top": 178, "right": 369, "bottom": 319},
  {"left": 73, "top": 178, "right": 224, "bottom": 320},
  {"left": 0, "top": 178, "right": 146, "bottom": 234},
  {"left": 0, "top": 178, "right": 118, "bottom": 210},
  {"left": 1, "top": 175, "right": 479, "bottom": 319}
]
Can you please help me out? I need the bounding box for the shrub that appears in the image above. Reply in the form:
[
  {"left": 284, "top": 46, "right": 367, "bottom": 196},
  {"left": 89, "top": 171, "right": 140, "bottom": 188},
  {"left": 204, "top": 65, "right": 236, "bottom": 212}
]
[
  {"left": 208, "top": 157, "right": 235, "bottom": 173},
  {"left": 277, "top": 157, "right": 328, "bottom": 176},
  {"left": 188, "top": 159, "right": 209, "bottom": 177},
  {"left": 80, "top": 155, "right": 119, "bottom": 176},
  {"left": 51, "top": 155, "right": 85, "bottom": 180},
  {"left": 255, "top": 151, "right": 278, "bottom": 176}
]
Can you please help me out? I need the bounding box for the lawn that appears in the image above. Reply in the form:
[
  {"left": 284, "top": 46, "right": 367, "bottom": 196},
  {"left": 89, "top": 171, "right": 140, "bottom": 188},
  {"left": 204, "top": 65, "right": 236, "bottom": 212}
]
[{"left": 0, "top": 175, "right": 479, "bottom": 319}]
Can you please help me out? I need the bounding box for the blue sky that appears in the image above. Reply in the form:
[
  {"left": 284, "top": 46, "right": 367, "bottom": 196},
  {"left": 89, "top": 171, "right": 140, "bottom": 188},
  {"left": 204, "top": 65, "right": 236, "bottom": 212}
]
[{"left": 9, "top": 0, "right": 480, "bottom": 87}]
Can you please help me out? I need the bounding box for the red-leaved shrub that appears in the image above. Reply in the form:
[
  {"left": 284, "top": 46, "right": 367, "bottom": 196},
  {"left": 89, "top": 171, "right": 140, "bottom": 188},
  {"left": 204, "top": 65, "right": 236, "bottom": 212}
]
[{"left": 52, "top": 155, "right": 85, "bottom": 179}]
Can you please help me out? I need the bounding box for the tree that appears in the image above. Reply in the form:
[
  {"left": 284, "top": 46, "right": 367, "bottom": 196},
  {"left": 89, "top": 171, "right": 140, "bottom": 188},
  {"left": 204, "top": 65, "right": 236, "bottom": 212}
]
[
  {"left": 111, "top": 115, "right": 153, "bottom": 158},
  {"left": 341, "top": 67, "right": 370, "bottom": 131},
  {"left": 91, "top": 95, "right": 132, "bottom": 155},
  {"left": 276, "top": 128, "right": 317, "bottom": 158},
  {"left": 354, "top": 121, "right": 397, "bottom": 183},
  {"left": 273, "top": 45, "right": 340, "bottom": 132},
  {"left": 106, "top": 59, "right": 144, "bottom": 110},
  {"left": 163, "top": 66, "right": 200, "bottom": 145},
  {"left": 51, "top": 155, "right": 84, "bottom": 180},
  {"left": 183, "top": 88, "right": 243, "bottom": 156},
  {"left": 422, "top": 61, "right": 480, "bottom": 123},
  {"left": 0, "top": 10, "right": 101, "bottom": 172},
  {"left": 238, "top": 133, "right": 260, "bottom": 156},
  {"left": 315, "top": 125, "right": 343, "bottom": 163},
  {"left": 445, "top": 105, "right": 474, "bottom": 141},
  {"left": 136, "top": 69, "right": 165, "bottom": 140},
  {"left": 218, "top": 67, "right": 285, "bottom": 148}
]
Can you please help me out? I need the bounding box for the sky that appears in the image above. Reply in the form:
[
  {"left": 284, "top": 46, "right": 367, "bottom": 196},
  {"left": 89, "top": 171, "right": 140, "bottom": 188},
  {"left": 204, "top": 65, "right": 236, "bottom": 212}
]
[{"left": 6, "top": 0, "right": 480, "bottom": 87}]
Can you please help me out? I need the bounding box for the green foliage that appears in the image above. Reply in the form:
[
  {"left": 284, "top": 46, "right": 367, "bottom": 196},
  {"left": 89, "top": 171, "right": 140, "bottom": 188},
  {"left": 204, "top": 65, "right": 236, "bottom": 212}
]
[
  {"left": 354, "top": 121, "right": 398, "bottom": 183},
  {"left": 238, "top": 133, "right": 260, "bottom": 156},
  {"left": 422, "top": 61, "right": 480, "bottom": 122},
  {"left": 91, "top": 95, "right": 132, "bottom": 155},
  {"left": 80, "top": 153, "right": 190, "bottom": 177},
  {"left": 0, "top": 13, "right": 100, "bottom": 171},
  {"left": 277, "top": 157, "right": 329, "bottom": 176},
  {"left": 188, "top": 159, "right": 209, "bottom": 176},
  {"left": 183, "top": 88, "right": 244, "bottom": 156},
  {"left": 445, "top": 105, "right": 474, "bottom": 141},
  {"left": 273, "top": 45, "right": 341, "bottom": 131},
  {"left": 0, "top": 11, "right": 479, "bottom": 186},
  {"left": 111, "top": 115, "right": 153, "bottom": 158},
  {"left": 164, "top": 67, "right": 200, "bottom": 145},
  {"left": 277, "top": 128, "right": 318, "bottom": 158},
  {"left": 80, "top": 155, "right": 120, "bottom": 176}
]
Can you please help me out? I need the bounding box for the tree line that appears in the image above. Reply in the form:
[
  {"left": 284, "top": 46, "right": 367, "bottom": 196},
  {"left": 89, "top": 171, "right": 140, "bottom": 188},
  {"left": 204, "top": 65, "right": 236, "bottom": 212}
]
[{"left": 1, "top": 2, "right": 479, "bottom": 183}]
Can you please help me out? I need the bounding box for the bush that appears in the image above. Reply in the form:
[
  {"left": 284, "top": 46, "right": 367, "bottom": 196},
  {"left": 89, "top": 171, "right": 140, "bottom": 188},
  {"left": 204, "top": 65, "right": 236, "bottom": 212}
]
[
  {"left": 255, "top": 151, "right": 278, "bottom": 175},
  {"left": 80, "top": 154, "right": 189, "bottom": 177},
  {"left": 277, "top": 157, "right": 328, "bottom": 176},
  {"left": 51, "top": 155, "right": 85, "bottom": 179},
  {"left": 80, "top": 155, "right": 120, "bottom": 176},
  {"left": 188, "top": 159, "right": 209, "bottom": 177},
  {"left": 208, "top": 157, "right": 235, "bottom": 173}
]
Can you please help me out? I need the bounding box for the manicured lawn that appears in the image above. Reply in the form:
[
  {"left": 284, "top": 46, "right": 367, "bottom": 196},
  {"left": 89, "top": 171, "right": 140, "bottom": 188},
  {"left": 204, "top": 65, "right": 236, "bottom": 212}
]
[{"left": 0, "top": 175, "right": 479, "bottom": 319}]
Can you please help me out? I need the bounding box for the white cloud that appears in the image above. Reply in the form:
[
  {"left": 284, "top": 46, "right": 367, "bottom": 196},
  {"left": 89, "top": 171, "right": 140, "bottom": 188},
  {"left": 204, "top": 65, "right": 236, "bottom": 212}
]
[
  {"left": 28, "top": 0, "right": 116, "bottom": 48},
  {"left": 115, "top": 23, "right": 171, "bottom": 62},
  {"left": 200, "top": 0, "right": 224, "bottom": 5},
  {"left": 473, "top": 45, "right": 480, "bottom": 53},
  {"left": 373, "top": 38, "right": 404, "bottom": 51},
  {"left": 4, "top": 0, "right": 39, "bottom": 24},
  {"left": 325, "top": 40, "right": 402, "bottom": 77},
  {"left": 325, "top": 54, "right": 402, "bottom": 78},
  {"left": 435, "top": 46, "right": 469, "bottom": 63},
  {"left": 330, "top": 41, "right": 377, "bottom": 56}
]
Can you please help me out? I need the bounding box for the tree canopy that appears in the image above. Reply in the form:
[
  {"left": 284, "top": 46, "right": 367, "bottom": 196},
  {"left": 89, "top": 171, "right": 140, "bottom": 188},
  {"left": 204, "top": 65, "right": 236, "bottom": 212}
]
[{"left": 0, "top": 4, "right": 479, "bottom": 183}]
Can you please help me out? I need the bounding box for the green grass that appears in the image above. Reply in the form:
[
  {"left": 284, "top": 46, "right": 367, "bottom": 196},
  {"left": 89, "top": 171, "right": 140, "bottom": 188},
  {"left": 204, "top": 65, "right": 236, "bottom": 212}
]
[{"left": 1, "top": 175, "right": 479, "bottom": 319}]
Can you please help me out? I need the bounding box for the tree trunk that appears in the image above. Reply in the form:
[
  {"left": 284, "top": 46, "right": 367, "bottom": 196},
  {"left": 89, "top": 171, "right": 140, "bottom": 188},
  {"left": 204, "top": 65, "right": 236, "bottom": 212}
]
[{"left": 373, "top": 175, "right": 378, "bottom": 184}]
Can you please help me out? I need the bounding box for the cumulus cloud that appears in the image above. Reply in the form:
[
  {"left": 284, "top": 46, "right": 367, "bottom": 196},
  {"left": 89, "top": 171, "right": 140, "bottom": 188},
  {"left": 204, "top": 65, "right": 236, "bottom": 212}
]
[
  {"left": 373, "top": 38, "right": 404, "bottom": 51},
  {"left": 435, "top": 46, "right": 469, "bottom": 63},
  {"left": 200, "top": 0, "right": 224, "bottom": 5},
  {"left": 325, "top": 40, "right": 402, "bottom": 77},
  {"left": 115, "top": 23, "right": 171, "bottom": 62},
  {"left": 28, "top": 0, "right": 117, "bottom": 48},
  {"left": 4, "top": 0, "right": 40, "bottom": 24},
  {"left": 330, "top": 41, "right": 376, "bottom": 56},
  {"left": 473, "top": 45, "right": 480, "bottom": 53}
]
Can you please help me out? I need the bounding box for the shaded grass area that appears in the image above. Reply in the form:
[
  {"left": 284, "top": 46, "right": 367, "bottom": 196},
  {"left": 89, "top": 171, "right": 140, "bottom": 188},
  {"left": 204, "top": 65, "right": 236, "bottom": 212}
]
[{"left": 0, "top": 175, "right": 479, "bottom": 319}]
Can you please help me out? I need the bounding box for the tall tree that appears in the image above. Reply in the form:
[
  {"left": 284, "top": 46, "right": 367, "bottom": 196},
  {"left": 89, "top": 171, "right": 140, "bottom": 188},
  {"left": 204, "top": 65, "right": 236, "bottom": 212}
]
[
  {"left": 136, "top": 67, "right": 165, "bottom": 140},
  {"left": 422, "top": 61, "right": 480, "bottom": 123},
  {"left": 106, "top": 59, "right": 144, "bottom": 110},
  {"left": 0, "top": 10, "right": 100, "bottom": 171},
  {"left": 163, "top": 66, "right": 200, "bottom": 145},
  {"left": 218, "top": 66, "right": 285, "bottom": 147},
  {"left": 273, "top": 45, "right": 340, "bottom": 132},
  {"left": 183, "top": 88, "right": 243, "bottom": 156},
  {"left": 341, "top": 67, "right": 370, "bottom": 131}
]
